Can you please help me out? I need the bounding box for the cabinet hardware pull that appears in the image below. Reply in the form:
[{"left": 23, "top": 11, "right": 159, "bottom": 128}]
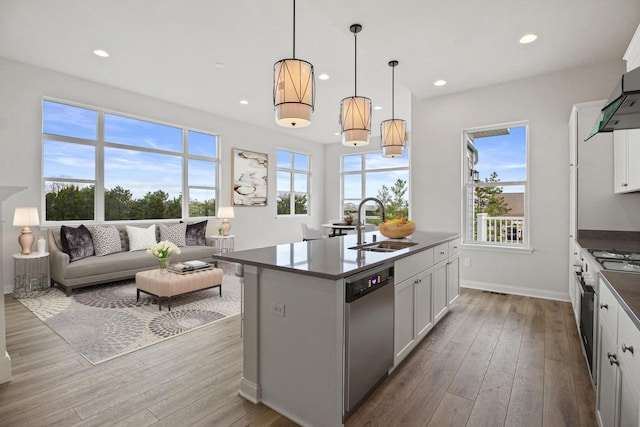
[
  {"left": 623, "top": 183, "right": 628, "bottom": 187},
  {"left": 600, "top": 303, "right": 608, "bottom": 310},
  {"left": 622, "top": 343, "right": 634, "bottom": 354},
  {"left": 440, "top": 251, "right": 445, "bottom": 255},
  {"left": 608, "top": 352, "right": 620, "bottom": 366}
]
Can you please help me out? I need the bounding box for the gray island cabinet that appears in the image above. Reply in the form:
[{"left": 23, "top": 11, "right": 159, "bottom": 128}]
[{"left": 215, "top": 230, "right": 460, "bottom": 427}]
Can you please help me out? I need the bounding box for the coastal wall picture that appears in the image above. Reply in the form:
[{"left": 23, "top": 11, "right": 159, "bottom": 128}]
[{"left": 232, "top": 148, "right": 268, "bottom": 206}]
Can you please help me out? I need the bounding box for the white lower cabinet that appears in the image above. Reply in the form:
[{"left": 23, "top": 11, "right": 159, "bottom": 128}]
[
  {"left": 415, "top": 269, "right": 433, "bottom": 339},
  {"left": 596, "top": 279, "right": 640, "bottom": 427},
  {"left": 446, "top": 256, "right": 460, "bottom": 305},
  {"left": 394, "top": 276, "right": 416, "bottom": 362}
]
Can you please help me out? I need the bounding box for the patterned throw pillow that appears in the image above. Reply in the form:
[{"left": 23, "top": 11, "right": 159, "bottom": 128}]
[
  {"left": 159, "top": 223, "right": 187, "bottom": 247},
  {"left": 185, "top": 220, "right": 208, "bottom": 246},
  {"left": 89, "top": 225, "right": 122, "bottom": 256},
  {"left": 126, "top": 224, "right": 157, "bottom": 252},
  {"left": 60, "top": 225, "right": 95, "bottom": 262}
]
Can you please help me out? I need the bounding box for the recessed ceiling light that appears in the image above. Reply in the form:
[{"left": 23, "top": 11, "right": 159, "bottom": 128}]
[
  {"left": 334, "top": 132, "right": 341, "bottom": 136},
  {"left": 519, "top": 33, "right": 538, "bottom": 44},
  {"left": 318, "top": 73, "right": 330, "bottom": 80},
  {"left": 374, "top": 106, "right": 382, "bottom": 110},
  {"left": 93, "top": 49, "right": 110, "bottom": 58},
  {"left": 215, "top": 63, "right": 226, "bottom": 69},
  {"left": 240, "top": 100, "right": 249, "bottom": 105},
  {"left": 434, "top": 80, "right": 447, "bottom": 87}
]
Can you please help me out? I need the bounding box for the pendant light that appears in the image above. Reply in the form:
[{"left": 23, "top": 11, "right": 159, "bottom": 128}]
[
  {"left": 274, "top": 0, "right": 315, "bottom": 128},
  {"left": 340, "top": 24, "right": 372, "bottom": 146},
  {"left": 380, "top": 60, "right": 407, "bottom": 158}
]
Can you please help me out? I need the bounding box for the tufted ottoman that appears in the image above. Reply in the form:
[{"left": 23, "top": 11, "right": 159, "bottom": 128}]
[{"left": 135, "top": 267, "right": 224, "bottom": 311}]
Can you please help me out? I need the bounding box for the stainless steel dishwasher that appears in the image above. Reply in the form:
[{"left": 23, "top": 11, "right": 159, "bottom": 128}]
[{"left": 343, "top": 263, "right": 394, "bottom": 421}]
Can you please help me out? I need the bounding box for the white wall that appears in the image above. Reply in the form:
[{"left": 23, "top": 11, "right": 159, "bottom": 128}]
[
  {"left": 0, "top": 57, "right": 326, "bottom": 293},
  {"left": 411, "top": 60, "right": 631, "bottom": 300}
]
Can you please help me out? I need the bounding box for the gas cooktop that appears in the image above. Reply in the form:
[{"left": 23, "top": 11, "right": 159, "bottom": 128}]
[{"left": 588, "top": 249, "right": 640, "bottom": 272}]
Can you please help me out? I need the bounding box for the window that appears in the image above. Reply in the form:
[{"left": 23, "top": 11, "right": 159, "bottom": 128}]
[
  {"left": 341, "top": 150, "right": 409, "bottom": 223},
  {"left": 463, "top": 122, "right": 528, "bottom": 247},
  {"left": 42, "top": 99, "right": 218, "bottom": 222},
  {"left": 277, "top": 149, "right": 310, "bottom": 215}
]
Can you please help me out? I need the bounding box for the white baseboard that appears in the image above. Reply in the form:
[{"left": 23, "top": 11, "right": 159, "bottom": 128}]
[
  {"left": 461, "top": 280, "right": 570, "bottom": 302},
  {"left": 0, "top": 351, "right": 11, "bottom": 384},
  {"left": 238, "top": 377, "right": 260, "bottom": 404}
]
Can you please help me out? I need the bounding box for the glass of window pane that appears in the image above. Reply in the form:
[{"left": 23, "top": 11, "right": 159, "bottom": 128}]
[
  {"left": 365, "top": 150, "right": 408, "bottom": 169},
  {"left": 188, "top": 130, "right": 217, "bottom": 157},
  {"left": 294, "top": 194, "right": 308, "bottom": 215},
  {"left": 104, "top": 147, "right": 182, "bottom": 220},
  {"left": 343, "top": 154, "right": 362, "bottom": 172},
  {"left": 277, "top": 171, "right": 291, "bottom": 192},
  {"left": 44, "top": 140, "right": 96, "bottom": 179},
  {"left": 472, "top": 125, "right": 526, "bottom": 182},
  {"left": 44, "top": 181, "right": 95, "bottom": 221},
  {"left": 105, "top": 114, "right": 182, "bottom": 152},
  {"left": 343, "top": 175, "right": 361, "bottom": 199},
  {"left": 293, "top": 173, "right": 307, "bottom": 193},
  {"left": 43, "top": 101, "right": 97, "bottom": 140},
  {"left": 277, "top": 192, "right": 291, "bottom": 215},
  {"left": 293, "top": 153, "right": 308, "bottom": 171},
  {"left": 189, "top": 189, "right": 216, "bottom": 217},
  {"left": 188, "top": 159, "right": 216, "bottom": 187},
  {"left": 277, "top": 150, "right": 292, "bottom": 169}
]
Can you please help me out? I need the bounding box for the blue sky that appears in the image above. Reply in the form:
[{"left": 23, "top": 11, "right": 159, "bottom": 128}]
[{"left": 472, "top": 125, "right": 526, "bottom": 189}]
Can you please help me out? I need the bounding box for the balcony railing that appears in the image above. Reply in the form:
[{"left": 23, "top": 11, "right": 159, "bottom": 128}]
[{"left": 476, "top": 213, "right": 524, "bottom": 244}]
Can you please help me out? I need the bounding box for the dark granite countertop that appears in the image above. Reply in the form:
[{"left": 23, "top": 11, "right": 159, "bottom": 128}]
[
  {"left": 600, "top": 271, "right": 640, "bottom": 330},
  {"left": 577, "top": 229, "right": 640, "bottom": 252},
  {"left": 214, "top": 230, "right": 459, "bottom": 280}
]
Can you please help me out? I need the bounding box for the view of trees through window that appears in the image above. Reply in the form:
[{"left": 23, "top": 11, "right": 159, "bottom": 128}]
[
  {"left": 42, "top": 100, "right": 218, "bottom": 222},
  {"left": 276, "top": 149, "right": 310, "bottom": 215},
  {"left": 342, "top": 151, "right": 409, "bottom": 224},
  {"left": 464, "top": 124, "right": 528, "bottom": 246}
]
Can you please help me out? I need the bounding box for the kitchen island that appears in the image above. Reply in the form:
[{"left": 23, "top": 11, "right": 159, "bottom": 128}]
[{"left": 215, "top": 230, "right": 460, "bottom": 427}]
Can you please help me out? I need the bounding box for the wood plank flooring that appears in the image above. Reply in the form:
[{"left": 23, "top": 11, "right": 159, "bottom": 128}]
[{"left": 0, "top": 288, "right": 596, "bottom": 426}]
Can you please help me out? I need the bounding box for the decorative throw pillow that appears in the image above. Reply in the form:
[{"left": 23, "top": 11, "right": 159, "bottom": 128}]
[
  {"left": 185, "top": 220, "right": 208, "bottom": 246},
  {"left": 126, "top": 224, "right": 157, "bottom": 251},
  {"left": 89, "top": 225, "right": 122, "bottom": 256},
  {"left": 159, "top": 223, "right": 187, "bottom": 247},
  {"left": 60, "top": 225, "right": 95, "bottom": 262}
]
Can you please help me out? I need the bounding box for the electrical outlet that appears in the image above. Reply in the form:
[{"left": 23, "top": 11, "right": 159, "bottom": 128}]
[
  {"left": 464, "top": 258, "right": 471, "bottom": 267},
  {"left": 271, "top": 301, "right": 285, "bottom": 317}
]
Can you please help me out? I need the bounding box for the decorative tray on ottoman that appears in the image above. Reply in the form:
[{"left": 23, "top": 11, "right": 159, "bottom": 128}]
[{"left": 169, "top": 261, "right": 215, "bottom": 274}]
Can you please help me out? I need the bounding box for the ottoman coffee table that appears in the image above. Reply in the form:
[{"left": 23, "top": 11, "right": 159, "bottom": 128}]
[{"left": 135, "top": 267, "right": 224, "bottom": 311}]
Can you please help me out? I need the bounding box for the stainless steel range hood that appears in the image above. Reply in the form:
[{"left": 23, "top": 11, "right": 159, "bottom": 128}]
[{"left": 586, "top": 66, "right": 640, "bottom": 140}]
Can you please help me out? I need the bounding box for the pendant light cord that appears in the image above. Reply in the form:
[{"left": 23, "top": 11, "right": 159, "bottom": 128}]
[
  {"left": 354, "top": 31, "right": 358, "bottom": 96},
  {"left": 292, "top": 0, "right": 296, "bottom": 58},
  {"left": 391, "top": 65, "right": 395, "bottom": 119}
]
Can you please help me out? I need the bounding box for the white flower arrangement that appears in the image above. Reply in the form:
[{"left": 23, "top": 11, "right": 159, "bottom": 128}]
[{"left": 146, "top": 240, "right": 181, "bottom": 259}]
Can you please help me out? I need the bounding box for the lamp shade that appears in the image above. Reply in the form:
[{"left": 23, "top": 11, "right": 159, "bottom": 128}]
[
  {"left": 217, "top": 206, "right": 235, "bottom": 219},
  {"left": 380, "top": 119, "right": 407, "bottom": 158},
  {"left": 340, "top": 96, "right": 372, "bottom": 146},
  {"left": 274, "top": 58, "right": 314, "bottom": 128},
  {"left": 13, "top": 207, "right": 40, "bottom": 227}
]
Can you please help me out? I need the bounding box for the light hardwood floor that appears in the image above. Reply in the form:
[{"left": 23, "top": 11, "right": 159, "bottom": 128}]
[{"left": 0, "top": 288, "right": 596, "bottom": 426}]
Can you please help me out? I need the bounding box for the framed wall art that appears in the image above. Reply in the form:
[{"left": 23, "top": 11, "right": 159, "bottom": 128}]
[{"left": 232, "top": 148, "right": 268, "bottom": 206}]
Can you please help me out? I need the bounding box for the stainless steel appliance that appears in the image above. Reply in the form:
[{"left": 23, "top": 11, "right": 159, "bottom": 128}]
[
  {"left": 589, "top": 249, "right": 640, "bottom": 272},
  {"left": 576, "top": 253, "right": 599, "bottom": 384},
  {"left": 343, "top": 264, "right": 394, "bottom": 421}
]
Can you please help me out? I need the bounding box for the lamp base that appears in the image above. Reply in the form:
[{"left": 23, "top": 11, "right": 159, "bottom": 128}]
[
  {"left": 221, "top": 220, "right": 231, "bottom": 237},
  {"left": 18, "top": 227, "right": 34, "bottom": 255}
]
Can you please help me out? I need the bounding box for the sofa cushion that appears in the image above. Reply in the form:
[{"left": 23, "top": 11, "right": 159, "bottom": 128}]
[
  {"left": 89, "top": 225, "right": 122, "bottom": 256},
  {"left": 185, "top": 220, "right": 208, "bottom": 246},
  {"left": 60, "top": 225, "right": 95, "bottom": 262},
  {"left": 126, "top": 224, "right": 157, "bottom": 251},
  {"left": 159, "top": 223, "right": 187, "bottom": 247}
]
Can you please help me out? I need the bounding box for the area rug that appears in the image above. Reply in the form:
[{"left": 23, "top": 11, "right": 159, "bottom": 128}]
[{"left": 16, "top": 266, "right": 241, "bottom": 365}]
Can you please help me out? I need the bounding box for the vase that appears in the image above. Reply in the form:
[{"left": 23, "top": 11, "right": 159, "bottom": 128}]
[{"left": 158, "top": 257, "right": 170, "bottom": 274}]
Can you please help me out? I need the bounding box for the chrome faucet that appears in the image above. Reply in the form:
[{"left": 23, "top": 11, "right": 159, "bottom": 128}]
[{"left": 357, "top": 197, "right": 386, "bottom": 245}]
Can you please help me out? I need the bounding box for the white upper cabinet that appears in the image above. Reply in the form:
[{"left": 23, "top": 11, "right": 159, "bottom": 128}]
[{"left": 614, "top": 129, "right": 640, "bottom": 193}]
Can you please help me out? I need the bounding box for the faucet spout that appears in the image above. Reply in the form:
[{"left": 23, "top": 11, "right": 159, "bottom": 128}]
[{"left": 356, "top": 197, "right": 386, "bottom": 245}]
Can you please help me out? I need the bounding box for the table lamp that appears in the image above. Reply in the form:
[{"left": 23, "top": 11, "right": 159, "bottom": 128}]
[
  {"left": 13, "top": 207, "right": 40, "bottom": 255},
  {"left": 217, "top": 206, "right": 235, "bottom": 236}
]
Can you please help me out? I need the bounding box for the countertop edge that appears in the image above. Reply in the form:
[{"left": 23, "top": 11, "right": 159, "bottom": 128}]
[
  {"left": 214, "top": 232, "right": 460, "bottom": 280},
  {"left": 599, "top": 271, "right": 640, "bottom": 331}
]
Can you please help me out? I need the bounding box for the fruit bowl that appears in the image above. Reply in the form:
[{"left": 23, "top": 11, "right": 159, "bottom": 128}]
[{"left": 379, "top": 222, "right": 416, "bottom": 239}]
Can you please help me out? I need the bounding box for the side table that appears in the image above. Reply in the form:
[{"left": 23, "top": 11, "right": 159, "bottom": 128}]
[
  {"left": 13, "top": 252, "right": 50, "bottom": 296},
  {"left": 208, "top": 235, "right": 235, "bottom": 255}
]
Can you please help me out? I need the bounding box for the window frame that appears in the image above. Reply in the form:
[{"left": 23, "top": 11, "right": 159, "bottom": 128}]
[
  {"left": 276, "top": 148, "right": 311, "bottom": 217},
  {"left": 340, "top": 149, "right": 410, "bottom": 221},
  {"left": 41, "top": 97, "right": 220, "bottom": 225},
  {"left": 461, "top": 121, "right": 531, "bottom": 251}
]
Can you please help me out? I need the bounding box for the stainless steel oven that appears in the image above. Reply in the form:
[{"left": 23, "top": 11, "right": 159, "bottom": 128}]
[{"left": 577, "top": 253, "right": 599, "bottom": 384}]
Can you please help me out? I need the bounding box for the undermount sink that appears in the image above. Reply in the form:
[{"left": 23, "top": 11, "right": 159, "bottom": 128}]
[{"left": 349, "top": 240, "right": 419, "bottom": 253}]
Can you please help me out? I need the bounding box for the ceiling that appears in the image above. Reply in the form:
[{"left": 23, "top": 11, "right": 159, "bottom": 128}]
[{"left": 1, "top": 0, "right": 639, "bottom": 144}]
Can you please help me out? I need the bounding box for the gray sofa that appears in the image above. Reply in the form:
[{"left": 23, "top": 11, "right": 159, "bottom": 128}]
[{"left": 48, "top": 224, "right": 216, "bottom": 296}]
